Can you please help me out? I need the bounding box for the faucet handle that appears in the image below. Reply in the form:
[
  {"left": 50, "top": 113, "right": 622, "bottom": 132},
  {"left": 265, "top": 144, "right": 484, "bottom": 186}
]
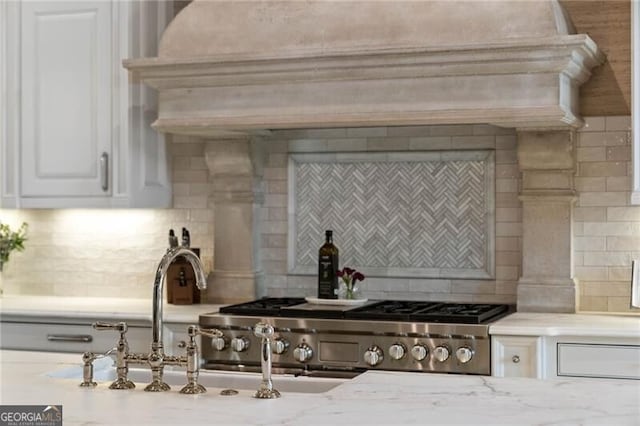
[
  {"left": 93, "top": 321, "right": 128, "bottom": 334},
  {"left": 187, "top": 325, "right": 223, "bottom": 339},
  {"left": 179, "top": 325, "right": 221, "bottom": 395},
  {"left": 93, "top": 323, "right": 135, "bottom": 390}
]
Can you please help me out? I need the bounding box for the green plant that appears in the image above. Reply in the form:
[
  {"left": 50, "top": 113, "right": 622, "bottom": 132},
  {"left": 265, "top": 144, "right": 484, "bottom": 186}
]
[{"left": 0, "top": 222, "right": 28, "bottom": 271}]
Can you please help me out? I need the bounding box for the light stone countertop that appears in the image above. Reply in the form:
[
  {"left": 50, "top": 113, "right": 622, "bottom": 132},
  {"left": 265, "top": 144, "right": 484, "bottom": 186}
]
[
  {"left": 489, "top": 312, "right": 640, "bottom": 338},
  {"left": 0, "top": 295, "right": 222, "bottom": 324},
  {"left": 3, "top": 296, "right": 640, "bottom": 338},
  {"left": 0, "top": 350, "right": 638, "bottom": 425}
]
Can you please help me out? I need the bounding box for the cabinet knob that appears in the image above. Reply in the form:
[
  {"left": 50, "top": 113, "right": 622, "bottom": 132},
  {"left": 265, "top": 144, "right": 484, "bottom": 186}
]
[
  {"left": 512, "top": 355, "right": 520, "bottom": 364},
  {"left": 177, "top": 340, "right": 187, "bottom": 349}
]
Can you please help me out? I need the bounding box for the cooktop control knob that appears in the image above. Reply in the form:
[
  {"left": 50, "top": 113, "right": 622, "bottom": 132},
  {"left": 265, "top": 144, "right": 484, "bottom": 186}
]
[
  {"left": 230, "top": 336, "right": 250, "bottom": 352},
  {"left": 293, "top": 343, "right": 313, "bottom": 362},
  {"left": 455, "top": 347, "right": 474, "bottom": 364},
  {"left": 389, "top": 343, "right": 406, "bottom": 360},
  {"left": 434, "top": 345, "right": 450, "bottom": 362},
  {"left": 411, "top": 344, "right": 428, "bottom": 361},
  {"left": 211, "top": 336, "right": 228, "bottom": 351},
  {"left": 364, "top": 346, "right": 384, "bottom": 367},
  {"left": 272, "top": 338, "right": 290, "bottom": 355}
]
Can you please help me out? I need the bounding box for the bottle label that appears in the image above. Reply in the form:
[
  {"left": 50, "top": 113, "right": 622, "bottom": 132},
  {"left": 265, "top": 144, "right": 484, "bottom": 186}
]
[{"left": 318, "top": 253, "right": 339, "bottom": 299}]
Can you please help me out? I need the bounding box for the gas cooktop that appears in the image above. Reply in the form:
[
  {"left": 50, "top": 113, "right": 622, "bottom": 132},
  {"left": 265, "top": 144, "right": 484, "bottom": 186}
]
[
  {"left": 218, "top": 297, "right": 511, "bottom": 324},
  {"left": 203, "top": 297, "right": 514, "bottom": 377}
]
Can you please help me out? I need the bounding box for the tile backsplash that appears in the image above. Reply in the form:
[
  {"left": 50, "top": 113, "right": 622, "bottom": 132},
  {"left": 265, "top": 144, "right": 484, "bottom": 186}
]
[
  {"left": 259, "top": 124, "right": 520, "bottom": 305},
  {"left": 0, "top": 136, "right": 213, "bottom": 298},
  {"left": 574, "top": 117, "right": 639, "bottom": 313},
  {"left": 1, "top": 119, "right": 637, "bottom": 313}
]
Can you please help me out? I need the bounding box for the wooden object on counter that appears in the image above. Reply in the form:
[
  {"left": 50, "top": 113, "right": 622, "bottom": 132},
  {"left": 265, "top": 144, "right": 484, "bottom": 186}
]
[{"left": 167, "top": 248, "right": 202, "bottom": 305}]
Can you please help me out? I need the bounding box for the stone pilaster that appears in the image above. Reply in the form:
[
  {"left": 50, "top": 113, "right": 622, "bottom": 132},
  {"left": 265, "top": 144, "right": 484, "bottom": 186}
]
[
  {"left": 516, "top": 130, "right": 578, "bottom": 313},
  {"left": 204, "top": 139, "right": 264, "bottom": 303}
]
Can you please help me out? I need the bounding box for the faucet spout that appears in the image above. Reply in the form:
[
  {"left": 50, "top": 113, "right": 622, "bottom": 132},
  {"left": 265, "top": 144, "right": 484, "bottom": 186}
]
[
  {"left": 146, "top": 245, "right": 207, "bottom": 392},
  {"left": 152, "top": 246, "right": 207, "bottom": 351}
]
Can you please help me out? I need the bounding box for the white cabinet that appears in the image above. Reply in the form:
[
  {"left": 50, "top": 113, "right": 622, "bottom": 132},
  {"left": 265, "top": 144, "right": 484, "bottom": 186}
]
[
  {"left": 20, "top": 1, "right": 113, "bottom": 199},
  {"left": 0, "top": 1, "right": 173, "bottom": 208},
  {"left": 163, "top": 322, "right": 192, "bottom": 356},
  {"left": 491, "top": 335, "right": 543, "bottom": 378},
  {"left": 493, "top": 334, "right": 640, "bottom": 380},
  {"left": 0, "top": 320, "right": 194, "bottom": 357},
  {"left": 0, "top": 321, "right": 152, "bottom": 354}
]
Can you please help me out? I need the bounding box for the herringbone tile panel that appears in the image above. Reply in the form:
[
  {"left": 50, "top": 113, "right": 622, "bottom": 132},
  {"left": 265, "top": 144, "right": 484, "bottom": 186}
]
[{"left": 292, "top": 155, "right": 491, "bottom": 277}]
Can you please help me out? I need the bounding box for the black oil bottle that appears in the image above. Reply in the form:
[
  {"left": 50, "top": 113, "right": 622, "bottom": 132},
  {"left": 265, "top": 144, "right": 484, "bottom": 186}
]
[{"left": 318, "top": 230, "right": 339, "bottom": 299}]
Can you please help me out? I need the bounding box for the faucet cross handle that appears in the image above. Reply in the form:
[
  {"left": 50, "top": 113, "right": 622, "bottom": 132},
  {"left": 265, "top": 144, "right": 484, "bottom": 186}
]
[
  {"left": 253, "top": 322, "right": 281, "bottom": 399},
  {"left": 179, "top": 325, "right": 224, "bottom": 395},
  {"left": 191, "top": 325, "right": 223, "bottom": 339},
  {"left": 93, "top": 321, "right": 128, "bottom": 334},
  {"left": 93, "top": 322, "right": 135, "bottom": 390}
]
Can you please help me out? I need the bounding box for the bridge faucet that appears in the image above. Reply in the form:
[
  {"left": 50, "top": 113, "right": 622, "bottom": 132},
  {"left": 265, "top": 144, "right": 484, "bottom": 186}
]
[{"left": 147, "top": 243, "right": 207, "bottom": 392}]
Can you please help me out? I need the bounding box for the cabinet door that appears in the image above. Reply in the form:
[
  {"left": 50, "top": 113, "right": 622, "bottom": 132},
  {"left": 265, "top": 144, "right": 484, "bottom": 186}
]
[
  {"left": 492, "top": 335, "right": 542, "bottom": 378},
  {"left": 20, "top": 1, "right": 112, "bottom": 197}
]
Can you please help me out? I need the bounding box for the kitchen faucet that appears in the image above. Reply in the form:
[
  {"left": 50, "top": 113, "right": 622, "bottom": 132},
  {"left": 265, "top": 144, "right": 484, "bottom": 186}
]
[
  {"left": 84, "top": 233, "right": 224, "bottom": 394},
  {"left": 147, "top": 243, "right": 208, "bottom": 391}
]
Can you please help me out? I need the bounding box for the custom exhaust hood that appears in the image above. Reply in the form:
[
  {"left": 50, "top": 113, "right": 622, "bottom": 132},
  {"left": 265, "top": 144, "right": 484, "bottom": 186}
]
[
  {"left": 125, "top": 0, "right": 605, "bottom": 313},
  {"left": 124, "top": 0, "right": 603, "bottom": 137}
]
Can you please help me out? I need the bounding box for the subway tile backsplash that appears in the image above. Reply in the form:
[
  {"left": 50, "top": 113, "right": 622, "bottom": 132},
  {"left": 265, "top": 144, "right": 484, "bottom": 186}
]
[{"left": 1, "top": 119, "right": 637, "bottom": 313}]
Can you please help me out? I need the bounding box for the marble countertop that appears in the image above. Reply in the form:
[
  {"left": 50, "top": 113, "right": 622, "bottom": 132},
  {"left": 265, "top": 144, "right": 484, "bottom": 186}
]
[
  {"left": 490, "top": 312, "right": 640, "bottom": 338},
  {"left": 0, "top": 295, "right": 222, "bottom": 324},
  {"left": 1, "top": 350, "right": 638, "bottom": 425}
]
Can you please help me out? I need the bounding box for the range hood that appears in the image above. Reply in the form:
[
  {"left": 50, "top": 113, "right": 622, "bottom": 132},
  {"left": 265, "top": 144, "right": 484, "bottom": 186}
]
[
  {"left": 124, "top": 0, "right": 603, "bottom": 137},
  {"left": 124, "top": 0, "right": 605, "bottom": 313}
]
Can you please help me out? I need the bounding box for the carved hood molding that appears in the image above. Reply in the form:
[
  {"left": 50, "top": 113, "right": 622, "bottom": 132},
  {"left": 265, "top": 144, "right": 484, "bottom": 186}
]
[{"left": 124, "top": 0, "right": 604, "bottom": 137}]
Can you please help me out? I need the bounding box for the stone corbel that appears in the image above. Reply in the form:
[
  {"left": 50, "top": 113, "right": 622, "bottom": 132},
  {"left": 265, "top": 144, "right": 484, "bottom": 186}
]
[
  {"left": 204, "top": 138, "right": 265, "bottom": 303},
  {"left": 516, "top": 130, "right": 578, "bottom": 313}
]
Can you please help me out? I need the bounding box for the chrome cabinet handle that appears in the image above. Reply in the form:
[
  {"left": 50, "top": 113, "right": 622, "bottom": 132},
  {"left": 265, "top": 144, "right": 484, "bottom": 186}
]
[
  {"left": 47, "top": 334, "right": 93, "bottom": 343},
  {"left": 100, "top": 152, "right": 109, "bottom": 192},
  {"left": 512, "top": 355, "right": 520, "bottom": 364}
]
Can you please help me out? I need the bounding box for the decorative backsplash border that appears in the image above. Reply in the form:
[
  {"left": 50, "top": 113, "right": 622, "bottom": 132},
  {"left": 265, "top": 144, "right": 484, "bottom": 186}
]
[{"left": 288, "top": 151, "right": 495, "bottom": 279}]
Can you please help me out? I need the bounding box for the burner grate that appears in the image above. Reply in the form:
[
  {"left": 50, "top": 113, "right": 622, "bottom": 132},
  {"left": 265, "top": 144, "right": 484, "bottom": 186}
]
[
  {"left": 411, "top": 303, "right": 510, "bottom": 324},
  {"left": 218, "top": 297, "right": 306, "bottom": 316},
  {"left": 344, "top": 300, "right": 442, "bottom": 321}
]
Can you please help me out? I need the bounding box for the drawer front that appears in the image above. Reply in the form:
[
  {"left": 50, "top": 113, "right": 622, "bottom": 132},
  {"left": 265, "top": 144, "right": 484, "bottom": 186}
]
[
  {"left": 491, "top": 336, "right": 541, "bottom": 378},
  {"left": 0, "top": 322, "right": 151, "bottom": 354},
  {"left": 558, "top": 343, "right": 640, "bottom": 380},
  {"left": 163, "top": 323, "right": 191, "bottom": 356}
]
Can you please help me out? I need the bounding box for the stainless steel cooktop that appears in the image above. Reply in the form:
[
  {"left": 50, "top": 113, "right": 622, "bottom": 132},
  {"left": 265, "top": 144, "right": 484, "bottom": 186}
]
[{"left": 199, "top": 298, "right": 514, "bottom": 377}]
